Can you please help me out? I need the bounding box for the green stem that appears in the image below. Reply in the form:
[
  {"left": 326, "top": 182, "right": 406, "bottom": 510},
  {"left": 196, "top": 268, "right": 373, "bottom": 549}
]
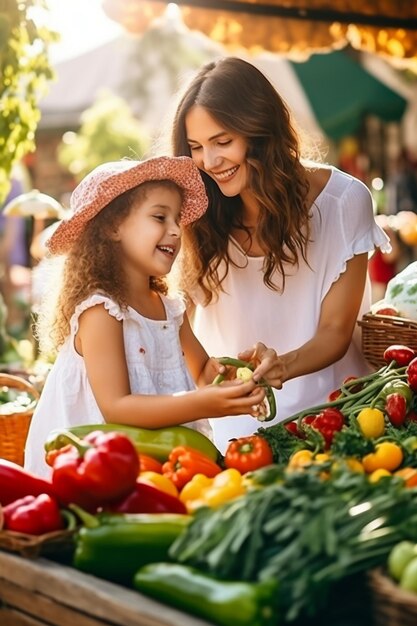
[
  {"left": 52, "top": 430, "right": 92, "bottom": 457},
  {"left": 69, "top": 503, "right": 100, "bottom": 528},
  {"left": 288, "top": 368, "right": 407, "bottom": 427},
  {"left": 218, "top": 357, "right": 255, "bottom": 370},
  {"left": 60, "top": 508, "right": 78, "bottom": 531}
]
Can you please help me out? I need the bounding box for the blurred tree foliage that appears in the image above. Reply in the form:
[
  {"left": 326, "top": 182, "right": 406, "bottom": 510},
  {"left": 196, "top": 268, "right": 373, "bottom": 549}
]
[
  {"left": 57, "top": 90, "right": 151, "bottom": 181},
  {"left": 123, "top": 11, "right": 219, "bottom": 117},
  {"left": 0, "top": 0, "right": 58, "bottom": 203}
]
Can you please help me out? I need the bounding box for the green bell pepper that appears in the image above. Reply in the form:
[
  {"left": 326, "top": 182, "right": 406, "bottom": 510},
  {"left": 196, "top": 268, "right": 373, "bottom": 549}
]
[
  {"left": 71, "top": 506, "right": 190, "bottom": 586},
  {"left": 44, "top": 424, "right": 221, "bottom": 463},
  {"left": 134, "top": 562, "right": 280, "bottom": 626}
]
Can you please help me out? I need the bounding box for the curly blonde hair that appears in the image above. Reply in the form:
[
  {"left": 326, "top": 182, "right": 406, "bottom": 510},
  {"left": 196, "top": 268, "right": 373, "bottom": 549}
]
[
  {"left": 36, "top": 180, "right": 180, "bottom": 356},
  {"left": 171, "top": 57, "right": 312, "bottom": 304}
]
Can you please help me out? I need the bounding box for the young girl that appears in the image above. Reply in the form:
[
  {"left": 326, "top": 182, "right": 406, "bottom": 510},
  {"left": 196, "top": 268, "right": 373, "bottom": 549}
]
[{"left": 24, "top": 156, "right": 267, "bottom": 476}]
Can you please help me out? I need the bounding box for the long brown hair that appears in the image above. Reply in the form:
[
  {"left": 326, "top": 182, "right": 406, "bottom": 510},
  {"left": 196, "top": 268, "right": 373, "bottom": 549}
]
[
  {"left": 172, "top": 57, "right": 311, "bottom": 304},
  {"left": 36, "top": 181, "right": 179, "bottom": 356}
]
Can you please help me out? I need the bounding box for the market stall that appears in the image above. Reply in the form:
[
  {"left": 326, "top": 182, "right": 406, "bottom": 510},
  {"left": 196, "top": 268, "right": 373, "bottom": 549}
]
[
  {"left": 3, "top": 338, "right": 417, "bottom": 625},
  {"left": 0, "top": 551, "right": 211, "bottom": 626}
]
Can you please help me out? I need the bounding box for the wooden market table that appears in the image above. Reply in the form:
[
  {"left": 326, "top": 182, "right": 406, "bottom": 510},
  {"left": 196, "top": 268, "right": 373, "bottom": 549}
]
[{"left": 0, "top": 550, "right": 212, "bottom": 626}]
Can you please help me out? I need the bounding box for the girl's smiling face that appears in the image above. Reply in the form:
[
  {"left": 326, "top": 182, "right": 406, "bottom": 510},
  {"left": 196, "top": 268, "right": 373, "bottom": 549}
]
[
  {"left": 185, "top": 105, "right": 249, "bottom": 198},
  {"left": 114, "top": 185, "right": 182, "bottom": 279}
]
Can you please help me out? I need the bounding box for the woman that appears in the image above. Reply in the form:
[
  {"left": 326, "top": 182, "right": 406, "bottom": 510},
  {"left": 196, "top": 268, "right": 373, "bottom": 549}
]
[{"left": 170, "top": 57, "right": 390, "bottom": 453}]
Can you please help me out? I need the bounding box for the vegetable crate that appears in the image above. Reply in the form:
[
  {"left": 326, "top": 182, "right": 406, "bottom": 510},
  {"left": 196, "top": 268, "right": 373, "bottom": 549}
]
[
  {"left": 0, "top": 373, "right": 39, "bottom": 466},
  {"left": 0, "top": 550, "right": 212, "bottom": 626},
  {"left": 368, "top": 567, "right": 417, "bottom": 626},
  {"left": 358, "top": 313, "right": 417, "bottom": 370}
]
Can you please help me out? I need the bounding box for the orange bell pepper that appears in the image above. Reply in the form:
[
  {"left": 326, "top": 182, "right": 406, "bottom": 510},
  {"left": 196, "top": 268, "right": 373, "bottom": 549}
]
[
  {"left": 162, "top": 446, "right": 222, "bottom": 490},
  {"left": 139, "top": 455, "right": 163, "bottom": 474}
]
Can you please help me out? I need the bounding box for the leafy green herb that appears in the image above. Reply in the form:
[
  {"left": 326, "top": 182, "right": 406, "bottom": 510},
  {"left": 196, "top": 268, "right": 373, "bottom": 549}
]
[
  {"left": 256, "top": 423, "right": 304, "bottom": 464},
  {"left": 330, "top": 427, "right": 374, "bottom": 458},
  {"left": 170, "top": 468, "right": 417, "bottom": 622}
]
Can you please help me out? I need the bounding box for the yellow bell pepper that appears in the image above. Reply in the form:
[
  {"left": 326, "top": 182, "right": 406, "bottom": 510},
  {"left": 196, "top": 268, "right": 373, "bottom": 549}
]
[
  {"left": 137, "top": 471, "right": 179, "bottom": 497},
  {"left": 180, "top": 469, "right": 246, "bottom": 513},
  {"left": 356, "top": 407, "right": 385, "bottom": 439},
  {"left": 362, "top": 441, "right": 403, "bottom": 473}
]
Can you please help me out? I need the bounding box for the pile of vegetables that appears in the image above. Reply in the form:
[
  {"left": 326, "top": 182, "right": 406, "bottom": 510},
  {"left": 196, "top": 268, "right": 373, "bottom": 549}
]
[
  {"left": 169, "top": 467, "right": 417, "bottom": 623},
  {"left": 258, "top": 345, "right": 417, "bottom": 470},
  {"left": 3, "top": 343, "right": 417, "bottom": 625}
]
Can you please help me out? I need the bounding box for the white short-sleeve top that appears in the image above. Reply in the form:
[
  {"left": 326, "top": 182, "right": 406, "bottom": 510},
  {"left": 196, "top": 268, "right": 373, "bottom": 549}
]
[
  {"left": 191, "top": 167, "right": 391, "bottom": 453},
  {"left": 24, "top": 293, "right": 199, "bottom": 477}
]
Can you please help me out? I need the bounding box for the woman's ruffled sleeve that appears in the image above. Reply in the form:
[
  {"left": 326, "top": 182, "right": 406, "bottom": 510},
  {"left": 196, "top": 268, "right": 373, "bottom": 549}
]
[
  {"left": 70, "top": 294, "right": 126, "bottom": 335},
  {"left": 324, "top": 179, "right": 391, "bottom": 286},
  {"left": 340, "top": 179, "right": 391, "bottom": 257}
]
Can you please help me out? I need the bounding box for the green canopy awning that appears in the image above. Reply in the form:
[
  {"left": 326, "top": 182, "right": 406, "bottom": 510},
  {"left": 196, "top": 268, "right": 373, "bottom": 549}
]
[{"left": 290, "top": 50, "right": 407, "bottom": 140}]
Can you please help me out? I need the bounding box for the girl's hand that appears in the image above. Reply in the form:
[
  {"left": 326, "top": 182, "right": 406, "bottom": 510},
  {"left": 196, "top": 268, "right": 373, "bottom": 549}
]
[
  {"left": 200, "top": 379, "right": 266, "bottom": 418},
  {"left": 238, "top": 342, "right": 285, "bottom": 389}
]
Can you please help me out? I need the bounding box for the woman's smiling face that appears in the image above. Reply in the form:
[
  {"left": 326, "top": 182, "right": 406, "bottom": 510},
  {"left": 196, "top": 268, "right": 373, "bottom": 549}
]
[{"left": 185, "top": 105, "right": 249, "bottom": 198}]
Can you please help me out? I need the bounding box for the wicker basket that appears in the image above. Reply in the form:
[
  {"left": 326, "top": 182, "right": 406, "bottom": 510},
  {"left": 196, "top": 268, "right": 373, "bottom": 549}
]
[
  {"left": 368, "top": 567, "right": 417, "bottom": 626},
  {"left": 0, "top": 528, "right": 75, "bottom": 559},
  {"left": 0, "top": 373, "right": 39, "bottom": 466},
  {"left": 358, "top": 312, "right": 417, "bottom": 370}
]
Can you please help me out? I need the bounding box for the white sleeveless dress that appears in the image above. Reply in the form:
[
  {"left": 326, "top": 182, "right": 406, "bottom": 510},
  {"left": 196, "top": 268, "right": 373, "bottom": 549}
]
[{"left": 25, "top": 293, "right": 209, "bottom": 477}]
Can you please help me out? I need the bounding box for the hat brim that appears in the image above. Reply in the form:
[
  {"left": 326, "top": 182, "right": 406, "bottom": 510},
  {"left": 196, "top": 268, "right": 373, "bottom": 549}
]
[{"left": 46, "top": 156, "right": 207, "bottom": 255}]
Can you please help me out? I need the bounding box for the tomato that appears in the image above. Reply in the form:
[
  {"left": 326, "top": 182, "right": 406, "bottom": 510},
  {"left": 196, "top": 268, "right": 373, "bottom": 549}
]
[
  {"left": 373, "top": 306, "right": 399, "bottom": 316},
  {"left": 327, "top": 388, "right": 342, "bottom": 402},
  {"left": 383, "top": 344, "right": 416, "bottom": 366},
  {"left": 407, "top": 358, "right": 417, "bottom": 392},
  {"left": 225, "top": 435, "right": 273, "bottom": 473},
  {"left": 284, "top": 421, "right": 305, "bottom": 438},
  {"left": 388, "top": 541, "right": 417, "bottom": 581},
  {"left": 385, "top": 393, "right": 408, "bottom": 427},
  {"left": 310, "top": 408, "right": 344, "bottom": 448}
]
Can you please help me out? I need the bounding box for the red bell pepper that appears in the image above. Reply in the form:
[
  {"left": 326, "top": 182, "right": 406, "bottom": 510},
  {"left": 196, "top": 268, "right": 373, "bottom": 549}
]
[
  {"left": 0, "top": 459, "right": 57, "bottom": 506},
  {"left": 107, "top": 480, "right": 187, "bottom": 515},
  {"left": 162, "top": 446, "right": 222, "bottom": 490},
  {"left": 50, "top": 430, "right": 139, "bottom": 509},
  {"left": 385, "top": 393, "right": 408, "bottom": 427},
  {"left": 3, "top": 493, "right": 64, "bottom": 535},
  {"left": 384, "top": 344, "right": 415, "bottom": 367}
]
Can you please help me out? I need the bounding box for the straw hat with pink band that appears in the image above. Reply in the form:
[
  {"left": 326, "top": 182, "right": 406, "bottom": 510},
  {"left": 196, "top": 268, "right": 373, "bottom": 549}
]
[{"left": 46, "top": 156, "right": 208, "bottom": 255}]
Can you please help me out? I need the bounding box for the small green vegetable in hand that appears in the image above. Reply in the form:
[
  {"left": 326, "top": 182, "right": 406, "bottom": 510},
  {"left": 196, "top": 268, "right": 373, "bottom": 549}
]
[
  {"left": 214, "top": 357, "right": 277, "bottom": 421},
  {"left": 236, "top": 367, "right": 253, "bottom": 382}
]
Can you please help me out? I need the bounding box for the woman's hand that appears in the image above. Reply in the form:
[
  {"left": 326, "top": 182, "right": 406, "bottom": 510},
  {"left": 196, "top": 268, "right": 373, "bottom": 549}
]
[
  {"left": 200, "top": 356, "right": 226, "bottom": 386},
  {"left": 238, "top": 342, "right": 285, "bottom": 389}
]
